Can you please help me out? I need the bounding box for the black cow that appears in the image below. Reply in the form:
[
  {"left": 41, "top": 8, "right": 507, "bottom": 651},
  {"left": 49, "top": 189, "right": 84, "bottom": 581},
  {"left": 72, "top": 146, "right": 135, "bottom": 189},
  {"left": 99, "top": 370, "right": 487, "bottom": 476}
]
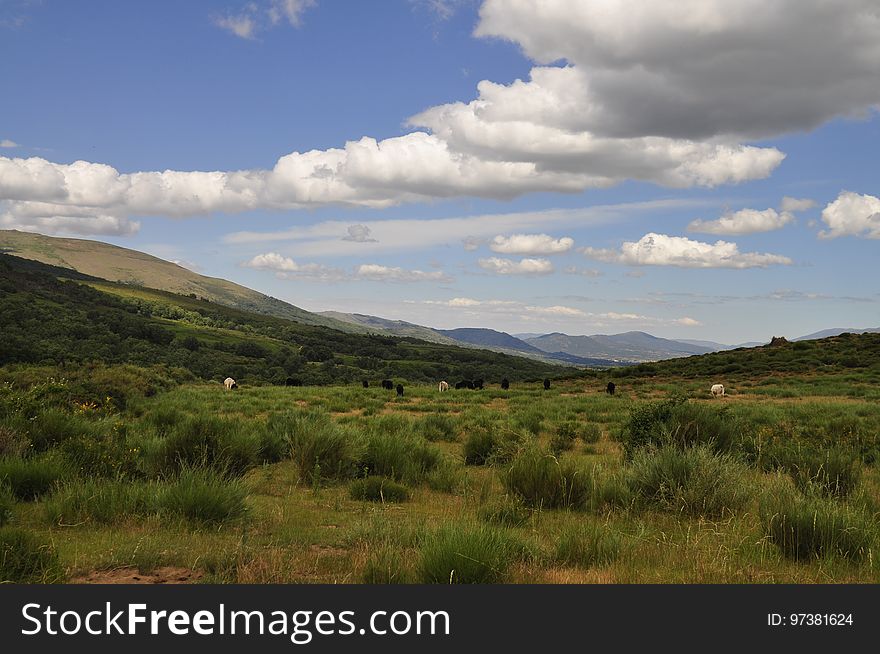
[
  {"left": 473, "top": 379, "right": 484, "bottom": 390},
  {"left": 396, "top": 384, "right": 404, "bottom": 397},
  {"left": 606, "top": 381, "right": 616, "bottom": 396},
  {"left": 362, "top": 380, "right": 369, "bottom": 388},
  {"left": 455, "top": 381, "right": 467, "bottom": 390},
  {"left": 543, "top": 378, "right": 551, "bottom": 390},
  {"left": 501, "top": 378, "right": 509, "bottom": 390},
  {"left": 285, "top": 377, "right": 302, "bottom": 387},
  {"left": 381, "top": 379, "right": 394, "bottom": 390}
]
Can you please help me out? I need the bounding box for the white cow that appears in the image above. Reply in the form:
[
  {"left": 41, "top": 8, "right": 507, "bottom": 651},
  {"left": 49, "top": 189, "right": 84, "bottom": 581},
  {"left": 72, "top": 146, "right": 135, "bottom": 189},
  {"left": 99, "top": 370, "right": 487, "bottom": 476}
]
[
  {"left": 438, "top": 381, "right": 449, "bottom": 392},
  {"left": 224, "top": 377, "right": 237, "bottom": 390},
  {"left": 711, "top": 383, "right": 725, "bottom": 398}
]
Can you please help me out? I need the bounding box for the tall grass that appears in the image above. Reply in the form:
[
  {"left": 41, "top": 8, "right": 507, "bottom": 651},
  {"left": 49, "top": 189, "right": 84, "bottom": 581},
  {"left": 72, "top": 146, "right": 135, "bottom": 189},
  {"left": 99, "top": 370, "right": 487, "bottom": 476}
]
[
  {"left": 45, "top": 479, "right": 157, "bottom": 525},
  {"left": 158, "top": 468, "right": 249, "bottom": 525},
  {"left": 0, "top": 527, "right": 64, "bottom": 583},
  {"left": 419, "top": 525, "right": 521, "bottom": 584},
  {"left": 501, "top": 447, "right": 594, "bottom": 510},
  {"left": 554, "top": 523, "right": 623, "bottom": 568},
  {"left": 269, "top": 411, "right": 359, "bottom": 481},
  {"left": 0, "top": 456, "right": 68, "bottom": 500}
]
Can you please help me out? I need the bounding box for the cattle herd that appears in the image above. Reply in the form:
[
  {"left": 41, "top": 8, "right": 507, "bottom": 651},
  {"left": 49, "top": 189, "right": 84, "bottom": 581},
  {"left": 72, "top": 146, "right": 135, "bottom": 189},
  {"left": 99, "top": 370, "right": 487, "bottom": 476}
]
[{"left": 223, "top": 375, "right": 729, "bottom": 397}]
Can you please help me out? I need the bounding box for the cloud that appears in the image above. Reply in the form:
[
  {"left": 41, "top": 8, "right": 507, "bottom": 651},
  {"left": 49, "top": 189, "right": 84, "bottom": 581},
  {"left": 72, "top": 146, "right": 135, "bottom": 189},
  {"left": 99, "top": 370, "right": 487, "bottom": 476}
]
[
  {"left": 489, "top": 233, "right": 573, "bottom": 255},
  {"left": 563, "top": 266, "right": 602, "bottom": 278},
  {"left": 687, "top": 208, "right": 794, "bottom": 235},
  {"left": 583, "top": 233, "right": 792, "bottom": 268},
  {"left": 780, "top": 196, "right": 816, "bottom": 213},
  {"left": 0, "top": 140, "right": 19, "bottom": 149},
  {"left": 214, "top": 0, "right": 315, "bottom": 39},
  {"left": 475, "top": 0, "right": 880, "bottom": 140},
  {"left": 819, "top": 191, "right": 880, "bottom": 239},
  {"left": 7, "top": 1, "right": 880, "bottom": 226},
  {"left": 477, "top": 256, "right": 554, "bottom": 275},
  {"left": 417, "top": 297, "right": 700, "bottom": 326},
  {"left": 225, "top": 200, "right": 703, "bottom": 257},
  {"left": 213, "top": 11, "right": 258, "bottom": 39},
  {"left": 243, "top": 252, "right": 452, "bottom": 282},
  {"left": 353, "top": 264, "right": 452, "bottom": 283},
  {"left": 341, "top": 224, "right": 377, "bottom": 242}
]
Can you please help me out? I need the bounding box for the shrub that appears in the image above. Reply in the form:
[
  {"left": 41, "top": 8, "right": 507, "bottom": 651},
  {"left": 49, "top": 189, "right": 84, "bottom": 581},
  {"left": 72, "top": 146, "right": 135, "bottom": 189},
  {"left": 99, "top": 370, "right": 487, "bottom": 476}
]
[
  {"left": 271, "top": 412, "right": 360, "bottom": 481},
  {"left": 0, "top": 527, "right": 64, "bottom": 583},
  {"left": 59, "top": 428, "right": 140, "bottom": 479},
  {"left": 45, "top": 479, "right": 157, "bottom": 525},
  {"left": 554, "top": 523, "right": 623, "bottom": 568},
  {"left": 419, "top": 414, "right": 458, "bottom": 442},
  {"left": 0, "top": 423, "right": 28, "bottom": 458},
  {"left": 0, "top": 456, "right": 67, "bottom": 500},
  {"left": 501, "top": 447, "right": 593, "bottom": 510},
  {"left": 143, "top": 415, "right": 260, "bottom": 477},
  {"left": 758, "top": 443, "right": 862, "bottom": 499},
  {"left": 349, "top": 476, "right": 411, "bottom": 503},
  {"left": 419, "top": 525, "right": 520, "bottom": 584},
  {"left": 158, "top": 468, "right": 248, "bottom": 525},
  {"left": 28, "top": 410, "right": 93, "bottom": 452},
  {"left": 620, "top": 397, "right": 742, "bottom": 457},
  {"left": 358, "top": 430, "right": 441, "bottom": 484},
  {"left": 463, "top": 429, "right": 499, "bottom": 466},
  {"left": 514, "top": 409, "right": 543, "bottom": 436},
  {"left": 625, "top": 445, "right": 752, "bottom": 517},
  {"left": 760, "top": 485, "right": 876, "bottom": 561},
  {"left": 425, "top": 462, "right": 465, "bottom": 494}
]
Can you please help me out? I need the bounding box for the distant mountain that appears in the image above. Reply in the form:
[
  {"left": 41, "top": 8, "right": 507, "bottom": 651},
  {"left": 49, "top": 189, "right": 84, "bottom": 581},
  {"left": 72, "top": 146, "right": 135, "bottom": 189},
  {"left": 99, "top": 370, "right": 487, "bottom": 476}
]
[
  {"left": 526, "top": 331, "right": 715, "bottom": 362},
  {"left": 0, "top": 230, "right": 362, "bottom": 333},
  {"left": 674, "top": 339, "right": 730, "bottom": 351},
  {"left": 795, "top": 327, "right": 880, "bottom": 341}
]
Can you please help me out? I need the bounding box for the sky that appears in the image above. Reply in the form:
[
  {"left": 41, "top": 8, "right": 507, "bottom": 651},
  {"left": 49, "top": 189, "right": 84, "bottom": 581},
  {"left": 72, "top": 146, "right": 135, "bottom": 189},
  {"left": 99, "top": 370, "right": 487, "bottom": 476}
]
[{"left": 1, "top": 0, "right": 878, "bottom": 344}]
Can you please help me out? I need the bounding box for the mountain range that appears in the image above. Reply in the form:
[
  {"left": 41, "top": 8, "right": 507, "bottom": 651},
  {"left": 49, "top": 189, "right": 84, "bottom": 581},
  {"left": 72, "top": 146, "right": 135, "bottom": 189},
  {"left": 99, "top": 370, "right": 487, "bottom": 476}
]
[{"left": 1, "top": 229, "right": 875, "bottom": 367}]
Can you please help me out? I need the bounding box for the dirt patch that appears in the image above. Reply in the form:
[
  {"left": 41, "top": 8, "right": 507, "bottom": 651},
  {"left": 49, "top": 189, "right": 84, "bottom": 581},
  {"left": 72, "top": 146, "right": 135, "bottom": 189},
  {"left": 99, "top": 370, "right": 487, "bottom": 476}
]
[{"left": 71, "top": 566, "right": 203, "bottom": 584}]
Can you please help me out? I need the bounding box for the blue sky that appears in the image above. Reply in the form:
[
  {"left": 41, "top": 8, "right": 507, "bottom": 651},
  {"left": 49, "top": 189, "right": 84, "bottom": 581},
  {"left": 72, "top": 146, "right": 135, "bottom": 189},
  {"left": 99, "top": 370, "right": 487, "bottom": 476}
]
[{"left": 1, "top": 0, "right": 878, "bottom": 343}]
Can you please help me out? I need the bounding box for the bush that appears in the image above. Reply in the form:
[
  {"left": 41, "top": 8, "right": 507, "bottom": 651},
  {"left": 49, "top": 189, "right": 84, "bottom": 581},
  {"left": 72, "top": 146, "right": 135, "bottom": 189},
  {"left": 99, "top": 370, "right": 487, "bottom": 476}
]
[
  {"left": 28, "top": 410, "right": 93, "bottom": 452},
  {"left": 761, "top": 485, "right": 876, "bottom": 561},
  {"left": 757, "top": 443, "right": 862, "bottom": 499},
  {"left": 425, "top": 462, "right": 465, "bottom": 494},
  {"left": 419, "top": 414, "right": 458, "bottom": 442},
  {"left": 0, "top": 456, "right": 67, "bottom": 500},
  {"left": 59, "top": 428, "right": 140, "bottom": 479},
  {"left": 501, "top": 447, "right": 593, "bottom": 510},
  {"left": 271, "top": 412, "right": 360, "bottom": 481},
  {"left": 158, "top": 468, "right": 248, "bottom": 525},
  {"left": 358, "top": 430, "right": 441, "bottom": 484},
  {"left": 621, "top": 397, "right": 743, "bottom": 457},
  {"left": 349, "top": 476, "right": 411, "bottom": 503},
  {"left": 0, "top": 527, "right": 64, "bottom": 583},
  {"left": 45, "top": 479, "right": 157, "bottom": 525},
  {"left": 419, "top": 525, "right": 520, "bottom": 584},
  {"left": 554, "top": 523, "right": 623, "bottom": 568},
  {"left": 625, "top": 445, "right": 752, "bottom": 517},
  {"left": 463, "top": 429, "right": 499, "bottom": 466},
  {"left": 143, "top": 415, "right": 260, "bottom": 477}
]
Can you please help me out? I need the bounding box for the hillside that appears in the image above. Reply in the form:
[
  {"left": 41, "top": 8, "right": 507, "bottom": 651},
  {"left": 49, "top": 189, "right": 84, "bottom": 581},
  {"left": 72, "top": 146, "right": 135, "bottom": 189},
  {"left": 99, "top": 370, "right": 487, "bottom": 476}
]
[
  {"left": 318, "top": 311, "right": 458, "bottom": 344},
  {"left": 795, "top": 327, "right": 880, "bottom": 341},
  {"left": 526, "top": 330, "right": 714, "bottom": 362},
  {"left": 594, "top": 332, "right": 880, "bottom": 381},
  {"left": 0, "top": 230, "right": 362, "bottom": 333},
  {"left": 0, "top": 253, "right": 564, "bottom": 385}
]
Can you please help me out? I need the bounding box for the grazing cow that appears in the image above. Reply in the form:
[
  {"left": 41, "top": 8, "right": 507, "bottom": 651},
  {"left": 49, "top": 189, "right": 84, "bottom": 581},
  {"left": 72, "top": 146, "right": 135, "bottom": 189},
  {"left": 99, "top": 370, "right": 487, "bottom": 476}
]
[
  {"left": 474, "top": 379, "right": 484, "bottom": 390},
  {"left": 455, "top": 381, "right": 465, "bottom": 390},
  {"left": 396, "top": 384, "right": 404, "bottom": 397},
  {"left": 439, "top": 381, "right": 449, "bottom": 392},
  {"left": 381, "top": 379, "right": 394, "bottom": 390},
  {"left": 224, "top": 377, "right": 237, "bottom": 390},
  {"left": 362, "top": 380, "right": 369, "bottom": 388},
  {"left": 711, "top": 383, "right": 725, "bottom": 398},
  {"left": 501, "top": 378, "right": 509, "bottom": 390},
  {"left": 606, "top": 381, "right": 616, "bottom": 396},
  {"left": 543, "top": 378, "right": 551, "bottom": 390}
]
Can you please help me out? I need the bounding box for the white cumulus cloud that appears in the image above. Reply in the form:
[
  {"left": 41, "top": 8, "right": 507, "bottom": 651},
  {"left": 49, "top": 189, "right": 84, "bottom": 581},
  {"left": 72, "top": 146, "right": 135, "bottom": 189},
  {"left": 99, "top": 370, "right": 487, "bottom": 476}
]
[
  {"left": 583, "top": 233, "right": 792, "bottom": 268},
  {"left": 819, "top": 191, "right": 880, "bottom": 239},
  {"left": 478, "top": 256, "right": 554, "bottom": 275},
  {"left": 687, "top": 208, "right": 794, "bottom": 235},
  {"left": 354, "top": 264, "right": 451, "bottom": 283},
  {"left": 489, "top": 233, "right": 573, "bottom": 255},
  {"left": 243, "top": 253, "right": 452, "bottom": 282}
]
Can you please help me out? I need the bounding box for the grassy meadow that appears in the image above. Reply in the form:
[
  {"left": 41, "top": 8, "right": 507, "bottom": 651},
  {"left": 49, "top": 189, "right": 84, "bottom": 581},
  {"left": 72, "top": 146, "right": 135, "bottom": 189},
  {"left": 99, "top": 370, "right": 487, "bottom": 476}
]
[{"left": 2, "top": 362, "right": 879, "bottom": 584}]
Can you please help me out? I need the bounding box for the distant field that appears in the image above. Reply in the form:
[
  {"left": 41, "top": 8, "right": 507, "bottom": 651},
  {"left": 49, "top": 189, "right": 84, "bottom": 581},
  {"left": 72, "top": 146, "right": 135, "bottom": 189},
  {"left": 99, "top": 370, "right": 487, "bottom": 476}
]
[{"left": 2, "top": 370, "right": 878, "bottom": 584}]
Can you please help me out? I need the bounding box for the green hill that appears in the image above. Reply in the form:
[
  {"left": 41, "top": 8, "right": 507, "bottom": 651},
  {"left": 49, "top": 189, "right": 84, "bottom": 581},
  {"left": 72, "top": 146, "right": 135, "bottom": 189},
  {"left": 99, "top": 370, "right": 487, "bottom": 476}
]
[
  {"left": 0, "top": 253, "right": 563, "bottom": 385},
  {"left": 0, "top": 229, "right": 363, "bottom": 333}
]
